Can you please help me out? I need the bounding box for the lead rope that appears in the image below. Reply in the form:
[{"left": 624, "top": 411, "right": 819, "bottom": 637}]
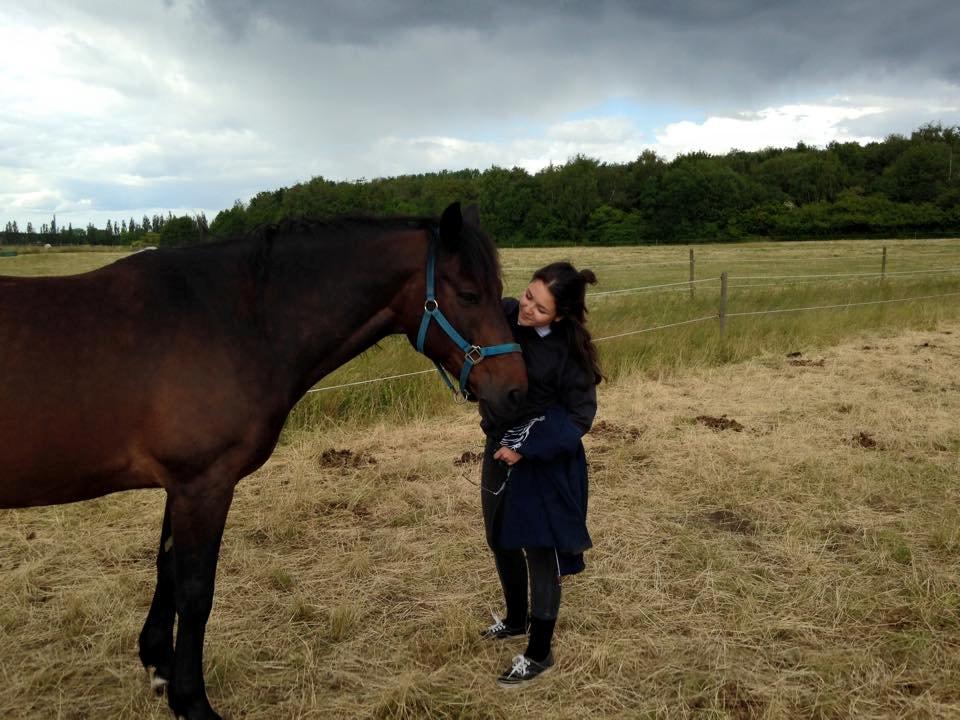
[{"left": 460, "top": 463, "right": 510, "bottom": 496}]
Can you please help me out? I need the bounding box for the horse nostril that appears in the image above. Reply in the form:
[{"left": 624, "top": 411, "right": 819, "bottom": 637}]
[{"left": 507, "top": 388, "right": 524, "bottom": 411}]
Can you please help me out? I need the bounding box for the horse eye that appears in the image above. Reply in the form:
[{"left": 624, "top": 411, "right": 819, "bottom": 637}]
[{"left": 458, "top": 291, "right": 480, "bottom": 305}]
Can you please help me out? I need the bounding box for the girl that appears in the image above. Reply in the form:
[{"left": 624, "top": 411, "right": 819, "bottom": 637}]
[{"left": 478, "top": 261, "right": 602, "bottom": 687}]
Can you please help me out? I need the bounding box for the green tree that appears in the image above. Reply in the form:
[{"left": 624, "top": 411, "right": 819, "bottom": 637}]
[
  {"left": 585, "top": 205, "right": 646, "bottom": 244},
  {"left": 621, "top": 150, "right": 666, "bottom": 216},
  {"left": 178, "top": 120, "right": 960, "bottom": 246},
  {"left": 478, "top": 166, "right": 536, "bottom": 244},
  {"left": 653, "top": 155, "right": 752, "bottom": 241},
  {"left": 882, "top": 143, "right": 950, "bottom": 203},
  {"left": 210, "top": 200, "right": 249, "bottom": 239},
  {"left": 756, "top": 150, "right": 848, "bottom": 204},
  {"left": 159, "top": 216, "right": 203, "bottom": 247},
  {"left": 536, "top": 156, "right": 602, "bottom": 242}
]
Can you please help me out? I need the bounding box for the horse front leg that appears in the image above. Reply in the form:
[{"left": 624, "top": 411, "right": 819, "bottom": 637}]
[
  {"left": 166, "top": 481, "right": 235, "bottom": 720},
  {"left": 139, "top": 497, "right": 176, "bottom": 695}
]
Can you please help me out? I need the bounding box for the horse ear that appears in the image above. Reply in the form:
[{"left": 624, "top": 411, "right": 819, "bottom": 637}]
[
  {"left": 439, "top": 201, "right": 463, "bottom": 250},
  {"left": 462, "top": 204, "right": 481, "bottom": 228}
]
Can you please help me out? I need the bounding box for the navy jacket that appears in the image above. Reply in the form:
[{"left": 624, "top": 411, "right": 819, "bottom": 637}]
[
  {"left": 481, "top": 299, "right": 597, "bottom": 436},
  {"left": 487, "top": 298, "right": 597, "bottom": 576}
]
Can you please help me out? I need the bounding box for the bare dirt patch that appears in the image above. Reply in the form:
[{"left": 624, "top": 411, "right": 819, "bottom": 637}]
[
  {"left": 789, "top": 358, "right": 825, "bottom": 367},
  {"left": 852, "top": 431, "right": 881, "bottom": 449},
  {"left": 696, "top": 414, "right": 745, "bottom": 432},
  {"left": 317, "top": 448, "right": 378, "bottom": 468},
  {"left": 591, "top": 420, "right": 644, "bottom": 441},
  {"left": 453, "top": 451, "right": 482, "bottom": 465},
  {"left": 702, "top": 509, "right": 758, "bottom": 535}
]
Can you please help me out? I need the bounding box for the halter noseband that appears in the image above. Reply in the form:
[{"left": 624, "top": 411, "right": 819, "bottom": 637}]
[{"left": 415, "top": 228, "right": 522, "bottom": 400}]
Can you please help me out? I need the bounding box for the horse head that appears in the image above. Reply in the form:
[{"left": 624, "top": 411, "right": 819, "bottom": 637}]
[{"left": 408, "top": 202, "right": 527, "bottom": 429}]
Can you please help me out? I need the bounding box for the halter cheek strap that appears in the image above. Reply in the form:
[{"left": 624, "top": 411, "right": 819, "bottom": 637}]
[{"left": 415, "top": 229, "right": 521, "bottom": 399}]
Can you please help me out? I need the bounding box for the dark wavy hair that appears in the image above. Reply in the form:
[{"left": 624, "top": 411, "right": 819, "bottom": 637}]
[{"left": 532, "top": 262, "right": 604, "bottom": 385}]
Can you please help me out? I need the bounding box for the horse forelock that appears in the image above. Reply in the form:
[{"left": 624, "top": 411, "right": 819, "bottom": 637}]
[{"left": 449, "top": 221, "right": 502, "bottom": 296}]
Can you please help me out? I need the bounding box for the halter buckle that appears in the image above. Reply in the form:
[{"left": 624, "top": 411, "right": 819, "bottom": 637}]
[{"left": 465, "top": 345, "right": 484, "bottom": 364}]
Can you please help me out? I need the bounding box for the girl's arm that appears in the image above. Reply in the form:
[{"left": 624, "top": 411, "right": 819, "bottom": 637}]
[
  {"left": 499, "top": 407, "right": 585, "bottom": 462},
  {"left": 559, "top": 360, "right": 597, "bottom": 435}
]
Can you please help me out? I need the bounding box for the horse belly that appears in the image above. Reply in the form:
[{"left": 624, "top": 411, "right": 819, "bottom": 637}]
[
  {"left": 0, "top": 421, "right": 161, "bottom": 508},
  {"left": 0, "top": 377, "right": 162, "bottom": 508},
  {"left": 0, "top": 461, "right": 160, "bottom": 508}
]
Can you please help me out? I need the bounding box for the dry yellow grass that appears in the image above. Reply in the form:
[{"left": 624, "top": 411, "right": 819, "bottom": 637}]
[{"left": 2, "top": 323, "right": 960, "bottom": 719}]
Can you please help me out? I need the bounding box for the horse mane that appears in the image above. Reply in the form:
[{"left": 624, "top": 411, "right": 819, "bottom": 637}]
[{"left": 250, "top": 213, "right": 502, "bottom": 294}]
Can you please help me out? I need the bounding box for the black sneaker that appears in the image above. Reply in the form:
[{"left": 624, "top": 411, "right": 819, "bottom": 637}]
[
  {"left": 480, "top": 615, "right": 527, "bottom": 641},
  {"left": 496, "top": 652, "right": 555, "bottom": 687}
]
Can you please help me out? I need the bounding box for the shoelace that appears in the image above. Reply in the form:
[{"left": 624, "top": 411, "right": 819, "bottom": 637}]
[
  {"left": 487, "top": 612, "right": 506, "bottom": 634},
  {"left": 507, "top": 654, "right": 531, "bottom": 678},
  {"left": 488, "top": 620, "right": 507, "bottom": 633}
]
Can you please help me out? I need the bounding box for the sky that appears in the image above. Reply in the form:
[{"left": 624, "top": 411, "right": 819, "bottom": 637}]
[{"left": 1, "top": 0, "right": 959, "bottom": 230}]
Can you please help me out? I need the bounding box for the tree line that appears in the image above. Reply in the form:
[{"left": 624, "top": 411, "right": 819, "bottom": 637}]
[
  {"left": 1, "top": 212, "right": 209, "bottom": 248},
  {"left": 2, "top": 122, "right": 957, "bottom": 248}
]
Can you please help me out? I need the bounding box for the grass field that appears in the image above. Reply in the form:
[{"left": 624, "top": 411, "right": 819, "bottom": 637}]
[
  {"left": 1, "top": 319, "right": 958, "bottom": 718},
  {"left": 0, "top": 247, "right": 131, "bottom": 276}
]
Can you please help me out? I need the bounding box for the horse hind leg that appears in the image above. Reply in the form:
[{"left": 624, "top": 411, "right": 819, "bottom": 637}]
[{"left": 139, "top": 497, "right": 176, "bottom": 695}]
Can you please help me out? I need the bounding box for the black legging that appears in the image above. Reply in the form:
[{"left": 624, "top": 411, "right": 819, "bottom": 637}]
[{"left": 481, "top": 437, "right": 561, "bottom": 622}]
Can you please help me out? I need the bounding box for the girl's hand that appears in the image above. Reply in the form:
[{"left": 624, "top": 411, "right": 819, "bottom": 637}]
[{"left": 494, "top": 447, "right": 523, "bottom": 466}]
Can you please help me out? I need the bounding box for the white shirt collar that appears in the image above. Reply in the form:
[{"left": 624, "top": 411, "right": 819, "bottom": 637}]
[{"left": 535, "top": 324, "right": 552, "bottom": 337}]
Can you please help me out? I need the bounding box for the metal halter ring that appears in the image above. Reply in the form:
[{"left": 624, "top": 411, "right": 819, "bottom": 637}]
[
  {"left": 424, "top": 298, "right": 439, "bottom": 313},
  {"left": 465, "top": 345, "right": 484, "bottom": 364}
]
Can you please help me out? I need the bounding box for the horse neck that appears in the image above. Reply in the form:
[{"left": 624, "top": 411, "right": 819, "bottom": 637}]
[{"left": 259, "top": 226, "right": 424, "bottom": 401}]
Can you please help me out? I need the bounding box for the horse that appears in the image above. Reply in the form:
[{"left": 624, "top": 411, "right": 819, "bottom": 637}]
[{"left": 0, "top": 202, "right": 527, "bottom": 720}]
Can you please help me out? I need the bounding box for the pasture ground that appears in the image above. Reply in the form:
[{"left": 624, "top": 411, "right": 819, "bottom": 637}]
[{"left": 2, "top": 320, "right": 959, "bottom": 718}]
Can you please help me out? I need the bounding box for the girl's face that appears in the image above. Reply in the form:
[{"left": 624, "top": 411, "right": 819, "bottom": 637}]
[{"left": 518, "top": 279, "right": 559, "bottom": 328}]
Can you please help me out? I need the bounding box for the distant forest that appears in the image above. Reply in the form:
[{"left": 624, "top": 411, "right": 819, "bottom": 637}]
[{"left": 3, "top": 122, "right": 958, "bottom": 248}]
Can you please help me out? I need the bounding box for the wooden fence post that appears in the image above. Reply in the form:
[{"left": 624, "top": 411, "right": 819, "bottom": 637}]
[
  {"left": 881, "top": 246, "right": 887, "bottom": 279},
  {"left": 689, "top": 248, "right": 695, "bottom": 299},
  {"left": 719, "top": 271, "right": 728, "bottom": 338}
]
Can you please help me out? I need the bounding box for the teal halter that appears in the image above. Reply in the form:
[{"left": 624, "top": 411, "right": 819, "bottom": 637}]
[{"left": 415, "top": 229, "right": 522, "bottom": 399}]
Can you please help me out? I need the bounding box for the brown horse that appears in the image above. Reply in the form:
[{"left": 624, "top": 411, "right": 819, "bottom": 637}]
[{"left": 0, "top": 202, "right": 526, "bottom": 720}]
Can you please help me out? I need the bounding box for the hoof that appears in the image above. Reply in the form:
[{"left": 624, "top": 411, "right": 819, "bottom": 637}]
[
  {"left": 169, "top": 697, "right": 222, "bottom": 720},
  {"left": 147, "top": 666, "right": 169, "bottom": 695}
]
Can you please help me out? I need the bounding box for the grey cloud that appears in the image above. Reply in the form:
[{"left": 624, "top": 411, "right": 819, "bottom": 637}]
[
  {"left": 194, "top": 0, "right": 960, "bottom": 97},
  {"left": 3, "top": 0, "right": 959, "bottom": 229},
  {"left": 195, "top": 0, "right": 591, "bottom": 42},
  {"left": 51, "top": 1, "right": 960, "bottom": 123}
]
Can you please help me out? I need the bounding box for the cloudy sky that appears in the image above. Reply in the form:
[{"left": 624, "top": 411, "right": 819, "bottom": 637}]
[{"left": 2, "top": 0, "right": 958, "bottom": 230}]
